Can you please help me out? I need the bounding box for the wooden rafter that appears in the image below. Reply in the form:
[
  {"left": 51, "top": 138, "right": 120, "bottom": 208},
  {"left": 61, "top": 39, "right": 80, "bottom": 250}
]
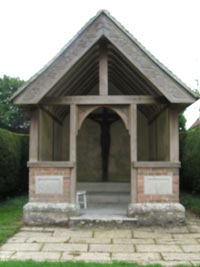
[{"left": 99, "top": 41, "right": 108, "bottom": 95}]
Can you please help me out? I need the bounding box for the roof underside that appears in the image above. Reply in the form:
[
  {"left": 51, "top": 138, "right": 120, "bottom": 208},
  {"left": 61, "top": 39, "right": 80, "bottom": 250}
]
[
  {"left": 45, "top": 39, "right": 166, "bottom": 120},
  {"left": 46, "top": 40, "right": 161, "bottom": 98}
]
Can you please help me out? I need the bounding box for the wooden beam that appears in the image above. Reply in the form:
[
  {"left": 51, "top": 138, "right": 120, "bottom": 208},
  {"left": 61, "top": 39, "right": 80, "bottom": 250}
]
[
  {"left": 29, "top": 109, "right": 39, "bottom": 161},
  {"left": 169, "top": 107, "right": 179, "bottom": 161},
  {"left": 148, "top": 103, "right": 170, "bottom": 124},
  {"left": 28, "top": 161, "right": 75, "bottom": 168},
  {"left": 130, "top": 104, "right": 137, "bottom": 162},
  {"left": 129, "top": 104, "right": 137, "bottom": 203},
  {"left": 99, "top": 42, "right": 108, "bottom": 95},
  {"left": 40, "top": 106, "right": 63, "bottom": 125},
  {"left": 41, "top": 95, "right": 165, "bottom": 105},
  {"left": 69, "top": 104, "right": 77, "bottom": 204},
  {"left": 69, "top": 104, "right": 77, "bottom": 161}
]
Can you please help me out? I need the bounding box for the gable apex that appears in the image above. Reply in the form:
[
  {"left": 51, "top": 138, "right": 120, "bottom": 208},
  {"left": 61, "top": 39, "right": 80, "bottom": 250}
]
[{"left": 12, "top": 11, "right": 197, "bottom": 105}]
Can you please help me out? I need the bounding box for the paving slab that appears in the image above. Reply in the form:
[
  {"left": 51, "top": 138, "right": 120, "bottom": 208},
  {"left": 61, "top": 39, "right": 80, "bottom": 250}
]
[
  {"left": 136, "top": 244, "right": 182, "bottom": 252},
  {"left": 21, "top": 227, "right": 44, "bottom": 232},
  {"left": 0, "top": 251, "right": 15, "bottom": 260},
  {"left": 133, "top": 231, "right": 172, "bottom": 238},
  {"left": 61, "top": 252, "right": 111, "bottom": 262},
  {"left": 113, "top": 238, "right": 155, "bottom": 244},
  {"left": 162, "top": 252, "right": 200, "bottom": 261},
  {"left": 173, "top": 233, "right": 200, "bottom": 239},
  {"left": 0, "top": 243, "right": 42, "bottom": 252},
  {"left": 188, "top": 225, "right": 200, "bottom": 233},
  {"left": 69, "top": 237, "right": 112, "bottom": 244},
  {"left": 1, "top": 211, "right": 200, "bottom": 264},
  {"left": 132, "top": 227, "right": 153, "bottom": 232},
  {"left": 181, "top": 245, "right": 200, "bottom": 252},
  {"left": 43, "top": 243, "right": 88, "bottom": 252},
  {"left": 7, "top": 237, "right": 27, "bottom": 243},
  {"left": 152, "top": 226, "right": 189, "bottom": 233},
  {"left": 11, "top": 251, "right": 61, "bottom": 261},
  {"left": 111, "top": 252, "right": 161, "bottom": 261},
  {"left": 53, "top": 229, "right": 93, "bottom": 237},
  {"left": 156, "top": 238, "right": 199, "bottom": 245},
  {"left": 42, "top": 227, "right": 57, "bottom": 232},
  {"left": 14, "top": 232, "right": 52, "bottom": 238},
  {"left": 89, "top": 244, "right": 134, "bottom": 253},
  {"left": 94, "top": 229, "right": 132, "bottom": 238},
  {"left": 26, "top": 236, "right": 69, "bottom": 243}
]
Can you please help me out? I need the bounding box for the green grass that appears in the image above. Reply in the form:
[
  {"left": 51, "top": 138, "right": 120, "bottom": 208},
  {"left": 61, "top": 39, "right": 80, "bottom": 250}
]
[
  {"left": 0, "top": 195, "right": 27, "bottom": 245},
  {"left": 0, "top": 262, "right": 184, "bottom": 267},
  {"left": 180, "top": 192, "right": 200, "bottom": 215}
]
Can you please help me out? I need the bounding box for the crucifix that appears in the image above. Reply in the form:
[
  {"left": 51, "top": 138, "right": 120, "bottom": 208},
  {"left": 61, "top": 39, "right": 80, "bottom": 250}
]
[{"left": 88, "top": 108, "right": 119, "bottom": 182}]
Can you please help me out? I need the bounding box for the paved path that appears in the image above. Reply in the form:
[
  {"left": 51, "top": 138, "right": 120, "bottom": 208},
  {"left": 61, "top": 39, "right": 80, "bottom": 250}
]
[{"left": 1, "top": 213, "right": 200, "bottom": 265}]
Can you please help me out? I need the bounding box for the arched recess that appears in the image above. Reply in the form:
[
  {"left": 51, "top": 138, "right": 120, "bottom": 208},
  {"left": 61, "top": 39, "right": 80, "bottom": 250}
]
[
  {"left": 77, "top": 106, "right": 130, "bottom": 183},
  {"left": 77, "top": 105, "right": 130, "bottom": 133}
]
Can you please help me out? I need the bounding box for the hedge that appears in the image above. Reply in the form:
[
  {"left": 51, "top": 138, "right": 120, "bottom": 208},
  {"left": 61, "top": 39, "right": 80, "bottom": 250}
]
[
  {"left": 180, "top": 126, "right": 200, "bottom": 193},
  {"left": 0, "top": 128, "right": 29, "bottom": 198}
]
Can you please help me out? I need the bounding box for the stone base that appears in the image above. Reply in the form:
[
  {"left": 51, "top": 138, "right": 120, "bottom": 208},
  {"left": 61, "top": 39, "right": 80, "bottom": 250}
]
[
  {"left": 23, "top": 202, "right": 80, "bottom": 226},
  {"left": 128, "top": 203, "right": 185, "bottom": 225}
]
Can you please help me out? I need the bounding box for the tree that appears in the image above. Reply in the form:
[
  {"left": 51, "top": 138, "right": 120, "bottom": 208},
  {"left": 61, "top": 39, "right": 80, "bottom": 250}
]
[
  {"left": 0, "top": 75, "right": 29, "bottom": 132},
  {"left": 179, "top": 112, "right": 186, "bottom": 132}
]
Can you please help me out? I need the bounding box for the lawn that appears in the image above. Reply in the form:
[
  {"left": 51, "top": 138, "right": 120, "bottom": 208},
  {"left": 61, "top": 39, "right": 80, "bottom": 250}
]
[
  {"left": 180, "top": 192, "right": 200, "bottom": 215},
  {"left": 0, "top": 195, "right": 27, "bottom": 245}
]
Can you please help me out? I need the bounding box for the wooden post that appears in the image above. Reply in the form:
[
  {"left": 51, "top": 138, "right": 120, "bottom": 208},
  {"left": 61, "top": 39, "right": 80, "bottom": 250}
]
[
  {"left": 99, "top": 42, "right": 108, "bottom": 95},
  {"left": 70, "top": 104, "right": 77, "bottom": 203},
  {"left": 169, "top": 107, "right": 179, "bottom": 162},
  {"left": 29, "top": 109, "right": 39, "bottom": 161},
  {"left": 130, "top": 104, "right": 137, "bottom": 203}
]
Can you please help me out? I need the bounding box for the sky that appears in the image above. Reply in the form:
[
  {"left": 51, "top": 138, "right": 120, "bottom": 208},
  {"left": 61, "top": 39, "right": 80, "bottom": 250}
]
[{"left": 0, "top": 0, "right": 200, "bottom": 128}]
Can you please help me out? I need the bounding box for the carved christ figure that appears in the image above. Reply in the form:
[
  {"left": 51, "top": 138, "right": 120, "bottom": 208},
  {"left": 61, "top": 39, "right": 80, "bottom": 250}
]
[{"left": 88, "top": 108, "right": 119, "bottom": 181}]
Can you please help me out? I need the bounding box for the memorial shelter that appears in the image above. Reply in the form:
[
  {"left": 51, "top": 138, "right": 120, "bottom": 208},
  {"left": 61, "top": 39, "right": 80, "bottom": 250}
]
[{"left": 12, "top": 11, "right": 197, "bottom": 225}]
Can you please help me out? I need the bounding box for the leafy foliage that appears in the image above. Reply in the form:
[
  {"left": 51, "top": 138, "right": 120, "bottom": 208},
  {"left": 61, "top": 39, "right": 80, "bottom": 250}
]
[
  {"left": 0, "top": 128, "right": 29, "bottom": 198},
  {"left": 193, "top": 88, "right": 200, "bottom": 98},
  {"left": 180, "top": 192, "right": 200, "bottom": 214},
  {"left": 0, "top": 75, "right": 29, "bottom": 132},
  {"left": 180, "top": 126, "right": 200, "bottom": 193},
  {"left": 179, "top": 112, "right": 186, "bottom": 132}
]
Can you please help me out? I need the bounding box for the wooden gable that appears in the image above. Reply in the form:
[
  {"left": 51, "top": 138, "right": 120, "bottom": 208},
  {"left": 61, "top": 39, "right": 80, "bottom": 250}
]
[{"left": 12, "top": 10, "right": 196, "bottom": 105}]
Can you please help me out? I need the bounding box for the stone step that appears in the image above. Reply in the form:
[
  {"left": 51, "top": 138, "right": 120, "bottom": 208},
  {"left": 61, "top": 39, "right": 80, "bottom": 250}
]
[
  {"left": 77, "top": 182, "right": 130, "bottom": 204},
  {"left": 87, "top": 192, "right": 130, "bottom": 204},
  {"left": 77, "top": 182, "right": 130, "bottom": 193},
  {"left": 69, "top": 214, "right": 138, "bottom": 227}
]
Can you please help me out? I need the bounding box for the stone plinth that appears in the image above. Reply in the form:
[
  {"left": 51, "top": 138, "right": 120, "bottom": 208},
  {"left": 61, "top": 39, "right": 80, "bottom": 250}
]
[
  {"left": 28, "top": 162, "right": 74, "bottom": 203},
  {"left": 24, "top": 161, "right": 78, "bottom": 225},
  {"left": 132, "top": 162, "right": 181, "bottom": 203},
  {"left": 24, "top": 202, "right": 79, "bottom": 226},
  {"left": 128, "top": 203, "right": 185, "bottom": 225}
]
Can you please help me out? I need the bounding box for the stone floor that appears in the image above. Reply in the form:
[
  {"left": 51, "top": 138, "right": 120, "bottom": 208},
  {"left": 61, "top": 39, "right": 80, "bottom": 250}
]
[
  {"left": 70, "top": 203, "right": 137, "bottom": 226},
  {"left": 1, "top": 212, "right": 200, "bottom": 265}
]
